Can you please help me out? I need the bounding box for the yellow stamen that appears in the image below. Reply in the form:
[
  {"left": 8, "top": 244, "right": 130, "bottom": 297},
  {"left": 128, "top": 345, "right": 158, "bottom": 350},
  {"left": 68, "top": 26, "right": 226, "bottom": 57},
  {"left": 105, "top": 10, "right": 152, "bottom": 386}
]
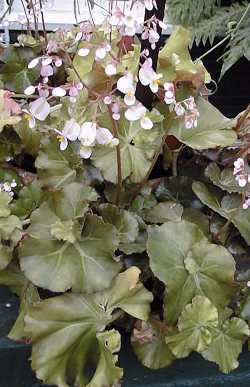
[
  {"left": 127, "top": 91, "right": 134, "bottom": 97},
  {"left": 154, "top": 79, "right": 161, "bottom": 85},
  {"left": 57, "top": 135, "right": 64, "bottom": 142},
  {"left": 23, "top": 113, "right": 31, "bottom": 121}
]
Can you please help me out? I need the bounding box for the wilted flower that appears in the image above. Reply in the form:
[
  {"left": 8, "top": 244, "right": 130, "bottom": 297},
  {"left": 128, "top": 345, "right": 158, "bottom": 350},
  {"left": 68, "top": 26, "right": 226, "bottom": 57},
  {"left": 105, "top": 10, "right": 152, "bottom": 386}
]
[{"left": 3, "top": 91, "right": 21, "bottom": 115}]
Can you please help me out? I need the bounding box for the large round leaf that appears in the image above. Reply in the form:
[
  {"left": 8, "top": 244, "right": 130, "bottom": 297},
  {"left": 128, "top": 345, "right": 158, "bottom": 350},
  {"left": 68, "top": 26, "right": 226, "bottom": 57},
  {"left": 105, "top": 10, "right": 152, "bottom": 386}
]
[
  {"left": 20, "top": 215, "right": 120, "bottom": 293},
  {"left": 168, "top": 97, "right": 236, "bottom": 150},
  {"left": 92, "top": 113, "right": 164, "bottom": 183},
  {"left": 147, "top": 220, "right": 236, "bottom": 324},
  {"left": 25, "top": 293, "right": 122, "bottom": 387},
  {"left": 165, "top": 296, "right": 219, "bottom": 358}
]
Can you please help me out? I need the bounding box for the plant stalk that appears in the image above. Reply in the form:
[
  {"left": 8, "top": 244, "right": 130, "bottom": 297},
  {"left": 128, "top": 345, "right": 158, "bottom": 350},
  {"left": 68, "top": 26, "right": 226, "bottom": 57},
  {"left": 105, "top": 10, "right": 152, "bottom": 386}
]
[{"left": 108, "top": 106, "right": 122, "bottom": 206}]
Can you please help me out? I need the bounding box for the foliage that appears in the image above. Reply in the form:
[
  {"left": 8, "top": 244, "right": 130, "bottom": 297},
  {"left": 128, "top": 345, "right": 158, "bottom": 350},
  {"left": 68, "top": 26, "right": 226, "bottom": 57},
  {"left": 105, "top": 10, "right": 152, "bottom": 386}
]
[
  {"left": 0, "top": 1, "right": 249, "bottom": 386},
  {"left": 166, "top": 0, "right": 250, "bottom": 77}
]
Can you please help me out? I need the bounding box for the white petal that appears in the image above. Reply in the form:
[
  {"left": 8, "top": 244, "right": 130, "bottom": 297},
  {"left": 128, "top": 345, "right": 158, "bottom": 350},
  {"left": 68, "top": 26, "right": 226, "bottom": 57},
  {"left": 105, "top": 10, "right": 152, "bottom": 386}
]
[
  {"left": 29, "top": 97, "right": 50, "bottom": 121},
  {"left": 139, "top": 67, "right": 153, "bottom": 86},
  {"left": 79, "top": 146, "right": 92, "bottom": 159},
  {"left": 79, "top": 122, "right": 96, "bottom": 146},
  {"left": 159, "top": 21, "right": 168, "bottom": 29},
  {"left": 63, "top": 118, "right": 80, "bottom": 141},
  {"left": 95, "top": 47, "right": 107, "bottom": 60},
  {"left": 55, "top": 58, "right": 62, "bottom": 67},
  {"left": 28, "top": 57, "right": 40, "bottom": 69},
  {"left": 96, "top": 127, "right": 113, "bottom": 145},
  {"left": 140, "top": 116, "right": 153, "bottom": 130},
  {"left": 125, "top": 103, "right": 146, "bottom": 122},
  {"left": 105, "top": 63, "right": 117, "bottom": 76},
  {"left": 104, "top": 96, "right": 112, "bottom": 105},
  {"left": 52, "top": 87, "right": 66, "bottom": 97},
  {"left": 117, "top": 74, "right": 134, "bottom": 94},
  {"left": 78, "top": 47, "right": 90, "bottom": 57},
  {"left": 150, "top": 81, "right": 159, "bottom": 93},
  {"left": 60, "top": 137, "right": 68, "bottom": 151},
  {"left": 144, "top": 0, "right": 153, "bottom": 10},
  {"left": 42, "top": 57, "right": 53, "bottom": 66},
  {"left": 28, "top": 117, "right": 36, "bottom": 129},
  {"left": 113, "top": 113, "right": 120, "bottom": 121},
  {"left": 124, "top": 93, "right": 136, "bottom": 106},
  {"left": 24, "top": 85, "right": 36, "bottom": 95}
]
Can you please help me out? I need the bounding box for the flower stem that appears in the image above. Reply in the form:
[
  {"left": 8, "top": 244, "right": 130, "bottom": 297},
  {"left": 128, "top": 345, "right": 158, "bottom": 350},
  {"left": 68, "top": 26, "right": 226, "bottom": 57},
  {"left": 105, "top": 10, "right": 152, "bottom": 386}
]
[{"left": 108, "top": 106, "right": 122, "bottom": 206}]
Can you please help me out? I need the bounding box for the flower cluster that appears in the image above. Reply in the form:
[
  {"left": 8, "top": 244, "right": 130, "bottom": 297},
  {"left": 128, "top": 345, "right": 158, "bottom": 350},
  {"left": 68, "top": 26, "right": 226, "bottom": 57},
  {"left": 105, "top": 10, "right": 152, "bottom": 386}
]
[
  {"left": 55, "top": 120, "right": 119, "bottom": 159},
  {"left": 0, "top": 179, "right": 17, "bottom": 198},
  {"left": 233, "top": 158, "right": 250, "bottom": 188},
  {"left": 233, "top": 158, "right": 250, "bottom": 209}
]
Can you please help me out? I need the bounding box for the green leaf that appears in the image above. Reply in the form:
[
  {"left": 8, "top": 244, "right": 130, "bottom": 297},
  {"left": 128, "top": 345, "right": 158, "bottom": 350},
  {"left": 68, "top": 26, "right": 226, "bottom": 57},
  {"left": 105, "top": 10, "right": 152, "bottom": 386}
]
[
  {"left": 24, "top": 292, "right": 118, "bottom": 387},
  {"left": 35, "top": 137, "right": 81, "bottom": 189},
  {"left": 143, "top": 201, "right": 183, "bottom": 223},
  {"left": 26, "top": 182, "right": 92, "bottom": 240},
  {"left": 71, "top": 43, "right": 95, "bottom": 80},
  {"left": 202, "top": 317, "right": 250, "bottom": 373},
  {"left": 0, "top": 191, "right": 12, "bottom": 217},
  {"left": 20, "top": 215, "right": 120, "bottom": 293},
  {"left": 14, "top": 119, "right": 42, "bottom": 156},
  {"left": 92, "top": 113, "right": 164, "bottom": 183},
  {"left": 0, "top": 244, "right": 12, "bottom": 270},
  {"left": 147, "top": 220, "right": 236, "bottom": 324},
  {"left": 158, "top": 26, "right": 210, "bottom": 84},
  {"left": 0, "top": 215, "right": 22, "bottom": 240},
  {"left": 88, "top": 329, "right": 123, "bottom": 387},
  {"left": 99, "top": 204, "right": 139, "bottom": 244},
  {"left": 168, "top": 97, "right": 236, "bottom": 150},
  {"left": 131, "top": 320, "right": 174, "bottom": 369},
  {"left": 8, "top": 282, "right": 40, "bottom": 340},
  {"left": 96, "top": 267, "right": 153, "bottom": 321},
  {"left": 193, "top": 181, "right": 250, "bottom": 245},
  {"left": 182, "top": 208, "right": 210, "bottom": 237},
  {"left": 24, "top": 264, "right": 152, "bottom": 387},
  {"left": 11, "top": 180, "right": 43, "bottom": 219},
  {"left": 165, "top": 296, "right": 219, "bottom": 358},
  {"left": 206, "top": 163, "right": 246, "bottom": 193},
  {"left": 0, "top": 46, "right": 39, "bottom": 93}
]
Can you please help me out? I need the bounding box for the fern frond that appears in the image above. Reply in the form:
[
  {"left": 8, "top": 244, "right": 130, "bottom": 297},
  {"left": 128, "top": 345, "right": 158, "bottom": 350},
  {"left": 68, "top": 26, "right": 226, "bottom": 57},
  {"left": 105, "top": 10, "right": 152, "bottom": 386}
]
[
  {"left": 220, "top": 25, "right": 250, "bottom": 77},
  {"left": 166, "top": 0, "right": 221, "bottom": 26},
  {"left": 191, "top": 2, "right": 249, "bottom": 46}
]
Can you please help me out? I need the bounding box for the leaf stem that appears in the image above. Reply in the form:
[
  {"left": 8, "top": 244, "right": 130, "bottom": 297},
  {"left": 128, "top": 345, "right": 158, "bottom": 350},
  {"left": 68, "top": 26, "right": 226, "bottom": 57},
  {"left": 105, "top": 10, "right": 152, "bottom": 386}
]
[
  {"left": 108, "top": 106, "right": 122, "bottom": 206},
  {"left": 172, "top": 146, "right": 182, "bottom": 177}
]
